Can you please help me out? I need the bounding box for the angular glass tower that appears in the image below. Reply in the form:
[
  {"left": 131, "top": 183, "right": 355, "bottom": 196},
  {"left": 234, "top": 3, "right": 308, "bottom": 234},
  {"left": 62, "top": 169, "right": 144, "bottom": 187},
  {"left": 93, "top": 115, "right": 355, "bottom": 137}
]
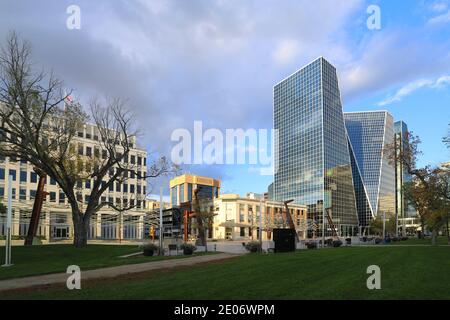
[
  {"left": 344, "top": 111, "right": 396, "bottom": 227},
  {"left": 394, "top": 121, "right": 416, "bottom": 221},
  {"left": 273, "top": 57, "right": 359, "bottom": 237}
]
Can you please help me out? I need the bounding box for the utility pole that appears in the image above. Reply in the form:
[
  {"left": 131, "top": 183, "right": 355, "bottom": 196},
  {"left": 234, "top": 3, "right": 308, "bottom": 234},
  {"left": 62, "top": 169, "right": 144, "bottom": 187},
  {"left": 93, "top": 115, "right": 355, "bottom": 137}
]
[
  {"left": 159, "top": 187, "right": 163, "bottom": 255},
  {"left": 259, "top": 198, "right": 263, "bottom": 253},
  {"left": 2, "top": 175, "right": 13, "bottom": 267}
]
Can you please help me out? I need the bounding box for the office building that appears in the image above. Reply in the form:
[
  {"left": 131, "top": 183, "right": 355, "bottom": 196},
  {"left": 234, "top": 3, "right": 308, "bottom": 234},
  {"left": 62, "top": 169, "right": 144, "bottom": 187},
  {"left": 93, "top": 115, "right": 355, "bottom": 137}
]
[
  {"left": 0, "top": 123, "right": 148, "bottom": 242},
  {"left": 394, "top": 121, "right": 417, "bottom": 223},
  {"left": 344, "top": 111, "right": 396, "bottom": 228},
  {"left": 170, "top": 174, "right": 220, "bottom": 207},
  {"left": 272, "top": 57, "right": 359, "bottom": 237}
]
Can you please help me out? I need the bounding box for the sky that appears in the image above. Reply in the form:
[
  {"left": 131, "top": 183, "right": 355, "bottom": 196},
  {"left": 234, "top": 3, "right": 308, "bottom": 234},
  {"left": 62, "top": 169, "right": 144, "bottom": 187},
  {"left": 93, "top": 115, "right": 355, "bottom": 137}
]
[{"left": 1, "top": 0, "right": 449, "bottom": 200}]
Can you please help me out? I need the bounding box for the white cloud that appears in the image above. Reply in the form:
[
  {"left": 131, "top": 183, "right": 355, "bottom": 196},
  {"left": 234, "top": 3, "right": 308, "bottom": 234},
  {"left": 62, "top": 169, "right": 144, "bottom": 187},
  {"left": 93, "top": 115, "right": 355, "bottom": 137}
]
[
  {"left": 428, "top": 10, "right": 450, "bottom": 24},
  {"left": 378, "top": 76, "right": 450, "bottom": 106},
  {"left": 430, "top": 1, "right": 448, "bottom": 12},
  {"left": 273, "top": 39, "right": 301, "bottom": 64}
]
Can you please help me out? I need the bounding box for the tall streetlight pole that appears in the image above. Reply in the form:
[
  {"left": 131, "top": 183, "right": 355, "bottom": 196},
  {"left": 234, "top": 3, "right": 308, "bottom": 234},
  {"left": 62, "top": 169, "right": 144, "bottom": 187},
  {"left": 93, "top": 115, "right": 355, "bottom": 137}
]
[
  {"left": 159, "top": 187, "right": 163, "bottom": 255},
  {"left": 2, "top": 175, "right": 13, "bottom": 267}
]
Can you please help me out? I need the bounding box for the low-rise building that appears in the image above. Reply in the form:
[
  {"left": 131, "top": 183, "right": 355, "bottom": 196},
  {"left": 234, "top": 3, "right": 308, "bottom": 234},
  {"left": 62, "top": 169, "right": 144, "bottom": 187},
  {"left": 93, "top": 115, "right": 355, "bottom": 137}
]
[{"left": 213, "top": 194, "right": 308, "bottom": 241}]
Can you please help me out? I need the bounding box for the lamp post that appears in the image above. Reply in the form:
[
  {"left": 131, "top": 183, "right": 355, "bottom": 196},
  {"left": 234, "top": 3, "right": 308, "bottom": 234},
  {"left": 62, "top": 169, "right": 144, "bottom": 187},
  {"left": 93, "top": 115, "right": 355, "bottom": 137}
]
[
  {"left": 2, "top": 175, "right": 13, "bottom": 267},
  {"left": 159, "top": 187, "right": 163, "bottom": 256}
]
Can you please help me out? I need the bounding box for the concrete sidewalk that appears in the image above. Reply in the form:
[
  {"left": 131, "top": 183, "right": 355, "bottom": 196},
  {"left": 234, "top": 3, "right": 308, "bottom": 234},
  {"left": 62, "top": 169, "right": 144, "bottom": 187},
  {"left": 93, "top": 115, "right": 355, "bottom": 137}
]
[{"left": 0, "top": 253, "right": 239, "bottom": 292}]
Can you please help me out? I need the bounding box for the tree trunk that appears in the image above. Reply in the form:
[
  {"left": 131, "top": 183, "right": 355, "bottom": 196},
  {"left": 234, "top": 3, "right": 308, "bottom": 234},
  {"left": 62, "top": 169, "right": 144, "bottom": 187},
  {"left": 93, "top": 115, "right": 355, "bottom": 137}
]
[
  {"left": 431, "top": 229, "right": 438, "bottom": 246},
  {"left": 447, "top": 214, "right": 450, "bottom": 245},
  {"left": 72, "top": 212, "right": 90, "bottom": 248},
  {"left": 420, "top": 218, "right": 425, "bottom": 239}
]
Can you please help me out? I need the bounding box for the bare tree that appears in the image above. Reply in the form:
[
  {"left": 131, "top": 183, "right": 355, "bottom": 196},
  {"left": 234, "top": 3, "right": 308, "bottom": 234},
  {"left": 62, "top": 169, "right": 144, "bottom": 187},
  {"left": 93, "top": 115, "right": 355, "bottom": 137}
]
[
  {"left": 0, "top": 32, "right": 176, "bottom": 247},
  {"left": 191, "top": 189, "right": 216, "bottom": 252}
]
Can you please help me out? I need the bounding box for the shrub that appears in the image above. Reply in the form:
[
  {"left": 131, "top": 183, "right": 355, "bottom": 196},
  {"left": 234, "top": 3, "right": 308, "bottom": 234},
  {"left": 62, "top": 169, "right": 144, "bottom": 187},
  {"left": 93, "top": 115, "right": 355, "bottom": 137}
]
[
  {"left": 305, "top": 242, "right": 317, "bottom": 249},
  {"left": 345, "top": 237, "right": 351, "bottom": 245},
  {"left": 332, "top": 240, "right": 343, "bottom": 247},
  {"left": 324, "top": 238, "right": 333, "bottom": 247},
  {"left": 375, "top": 237, "right": 383, "bottom": 244},
  {"left": 140, "top": 243, "right": 159, "bottom": 256},
  {"left": 391, "top": 237, "right": 399, "bottom": 242},
  {"left": 401, "top": 237, "right": 408, "bottom": 241},
  {"left": 244, "top": 241, "right": 261, "bottom": 253},
  {"left": 180, "top": 243, "right": 197, "bottom": 255}
]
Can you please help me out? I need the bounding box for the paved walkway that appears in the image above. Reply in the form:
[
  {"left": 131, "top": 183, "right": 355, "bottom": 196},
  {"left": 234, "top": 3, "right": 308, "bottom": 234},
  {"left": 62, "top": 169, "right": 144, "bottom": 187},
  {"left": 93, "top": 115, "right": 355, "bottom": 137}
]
[{"left": 0, "top": 253, "right": 239, "bottom": 292}]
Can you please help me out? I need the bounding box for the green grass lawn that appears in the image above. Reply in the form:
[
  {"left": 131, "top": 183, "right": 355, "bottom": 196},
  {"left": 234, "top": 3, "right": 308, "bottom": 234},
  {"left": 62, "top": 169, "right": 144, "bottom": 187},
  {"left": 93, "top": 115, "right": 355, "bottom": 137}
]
[
  {"left": 2, "top": 246, "right": 449, "bottom": 300},
  {"left": 0, "top": 244, "right": 211, "bottom": 280},
  {"left": 390, "top": 236, "right": 449, "bottom": 246}
]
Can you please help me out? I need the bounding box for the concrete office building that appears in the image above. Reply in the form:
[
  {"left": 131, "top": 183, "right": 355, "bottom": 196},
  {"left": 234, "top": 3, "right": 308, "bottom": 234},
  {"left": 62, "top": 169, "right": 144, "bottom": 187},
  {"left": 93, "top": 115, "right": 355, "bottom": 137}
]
[
  {"left": 0, "top": 123, "right": 148, "bottom": 242},
  {"left": 344, "top": 111, "right": 396, "bottom": 228},
  {"left": 272, "top": 57, "right": 359, "bottom": 237}
]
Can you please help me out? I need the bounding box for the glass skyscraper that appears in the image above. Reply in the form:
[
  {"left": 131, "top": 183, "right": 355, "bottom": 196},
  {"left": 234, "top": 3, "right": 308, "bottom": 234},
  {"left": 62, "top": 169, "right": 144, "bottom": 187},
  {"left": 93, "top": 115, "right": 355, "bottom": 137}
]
[
  {"left": 273, "top": 57, "right": 359, "bottom": 238},
  {"left": 344, "top": 111, "right": 396, "bottom": 228},
  {"left": 394, "top": 121, "right": 416, "bottom": 223}
]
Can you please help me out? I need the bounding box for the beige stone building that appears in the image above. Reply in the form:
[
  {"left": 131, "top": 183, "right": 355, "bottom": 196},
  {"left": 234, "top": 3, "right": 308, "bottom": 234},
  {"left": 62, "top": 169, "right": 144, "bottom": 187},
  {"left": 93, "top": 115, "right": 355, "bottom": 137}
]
[
  {"left": 0, "top": 123, "right": 148, "bottom": 242},
  {"left": 213, "top": 194, "right": 308, "bottom": 241}
]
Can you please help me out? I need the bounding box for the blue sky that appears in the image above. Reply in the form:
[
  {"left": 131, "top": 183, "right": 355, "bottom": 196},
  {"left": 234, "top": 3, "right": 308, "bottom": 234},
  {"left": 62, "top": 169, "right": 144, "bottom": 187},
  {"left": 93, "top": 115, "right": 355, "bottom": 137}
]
[{"left": 1, "top": 0, "right": 449, "bottom": 199}]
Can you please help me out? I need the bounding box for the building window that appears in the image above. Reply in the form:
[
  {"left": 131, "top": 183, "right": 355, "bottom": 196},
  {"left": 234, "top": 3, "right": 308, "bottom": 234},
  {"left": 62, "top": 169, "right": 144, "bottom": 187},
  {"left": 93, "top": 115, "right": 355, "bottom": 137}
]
[
  {"left": 85, "top": 180, "right": 91, "bottom": 189},
  {"left": 78, "top": 145, "right": 83, "bottom": 155},
  {"left": 20, "top": 188, "right": 27, "bottom": 200},
  {"left": 29, "top": 189, "right": 36, "bottom": 199},
  {"left": 239, "top": 204, "right": 245, "bottom": 222},
  {"left": 171, "top": 186, "right": 178, "bottom": 206},
  {"left": 59, "top": 191, "right": 65, "bottom": 204},
  {"left": 240, "top": 227, "right": 245, "bottom": 237},
  {"left": 50, "top": 192, "right": 56, "bottom": 202},
  {"left": 180, "top": 184, "right": 185, "bottom": 203},
  {"left": 19, "top": 171, "right": 27, "bottom": 183},
  {"left": 86, "top": 147, "right": 92, "bottom": 157},
  {"left": 30, "top": 172, "right": 38, "bottom": 183},
  {"left": 137, "top": 156, "right": 142, "bottom": 166},
  {"left": 0, "top": 187, "right": 4, "bottom": 198},
  {"left": 123, "top": 183, "right": 128, "bottom": 193},
  {"left": 8, "top": 169, "right": 16, "bottom": 181},
  {"left": 116, "top": 182, "right": 121, "bottom": 192},
  {"left": 50, "top": 177, "right": 56, "bottom": 185},
  {"left": 0, "top": 168, "right": 4, "bottom": 180},
  {"left": 130, "top": 184, "right": 135, "bottom": 194}
]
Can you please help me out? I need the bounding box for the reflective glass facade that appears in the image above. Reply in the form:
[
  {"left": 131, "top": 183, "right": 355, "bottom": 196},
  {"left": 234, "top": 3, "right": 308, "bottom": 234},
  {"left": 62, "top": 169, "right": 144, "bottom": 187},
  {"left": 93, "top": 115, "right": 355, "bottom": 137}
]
[
  {"left": 344, "top": 111, "right": 395, "bottom": 226},
  {"left": 273, "top": 57, "right": 359, "bottom": 237},
  {"left": 394, "top": 121, "right": 416, "bottom": 219}
]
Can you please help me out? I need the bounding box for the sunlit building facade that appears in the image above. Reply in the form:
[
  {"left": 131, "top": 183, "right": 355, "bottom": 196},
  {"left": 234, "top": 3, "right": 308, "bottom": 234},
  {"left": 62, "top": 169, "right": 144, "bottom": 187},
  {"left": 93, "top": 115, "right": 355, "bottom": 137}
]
[{"left": 273, "top": 57, "right": 359, "bottom": 238}]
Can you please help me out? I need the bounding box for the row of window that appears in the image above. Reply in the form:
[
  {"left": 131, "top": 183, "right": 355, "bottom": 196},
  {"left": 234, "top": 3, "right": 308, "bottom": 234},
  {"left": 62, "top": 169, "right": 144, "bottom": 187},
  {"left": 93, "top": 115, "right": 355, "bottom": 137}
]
[{"left": 0, "top": 186, "right": 146, "bottom": 209}]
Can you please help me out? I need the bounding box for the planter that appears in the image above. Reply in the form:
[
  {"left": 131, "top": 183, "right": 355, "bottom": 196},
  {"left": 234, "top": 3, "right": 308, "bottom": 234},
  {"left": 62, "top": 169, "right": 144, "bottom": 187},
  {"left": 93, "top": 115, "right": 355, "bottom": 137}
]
[
  {"left": 183, "top": 247, "right": 194, "bottom": 255},
  {"left": 143, "top": 249, "right": 154, "bottom": 257},
  {"left": 332, "top": 240, "right": 343, "bottom": 247}
]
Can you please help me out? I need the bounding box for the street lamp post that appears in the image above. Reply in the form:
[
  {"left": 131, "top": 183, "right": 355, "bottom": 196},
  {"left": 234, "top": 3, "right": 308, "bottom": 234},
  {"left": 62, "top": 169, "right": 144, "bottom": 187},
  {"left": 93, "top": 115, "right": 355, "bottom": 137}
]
[
  {"left": 159, "top": 187, "right": 163, "bottom": 256},
  {"left": 2, "top": 175, "right": 13, "bottom": 267}
]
